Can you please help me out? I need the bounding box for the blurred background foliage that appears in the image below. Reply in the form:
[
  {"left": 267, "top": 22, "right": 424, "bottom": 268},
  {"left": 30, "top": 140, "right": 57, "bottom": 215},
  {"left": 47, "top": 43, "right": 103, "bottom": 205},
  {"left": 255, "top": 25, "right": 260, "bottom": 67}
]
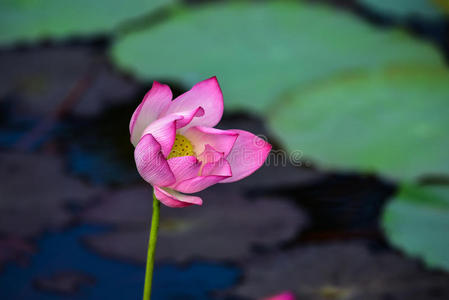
[
  {"left": 269, "top": 65, "right": 449, "bottom": 181},
  {"left": 383, "top": 184, "right": 449, "bottom": 271},
  {"left": 113, "top": 0, "right": 449, "bottom": 273},
  {"left": 0, "top": 0, "right": 174, "bottom": 46},
  {"left": 111, "top": 1, "right": 444, "bottom": 113},
  {"left": 1, "top": 0, "right": 449, "bottom": 289},
  {"left": 359, "top": 0, "right": 444, "bottom": 19}
]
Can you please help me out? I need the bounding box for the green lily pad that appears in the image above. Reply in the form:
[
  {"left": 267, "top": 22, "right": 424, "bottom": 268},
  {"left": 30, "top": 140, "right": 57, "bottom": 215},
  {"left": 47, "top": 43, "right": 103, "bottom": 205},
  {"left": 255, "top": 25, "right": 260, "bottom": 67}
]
[
  {"left": 383, "top": 184, "right": 449, "bottom": 271},
  {"left": 111, "top": 1, "right": 444, "bottom": 114},
  {"left": 269, "top": 65, "right": 449, "bottom": 180},
  {"left": 359, "top": 0, "right": 443, "bottom": 19},
  {"left": 0, "top": 0, "right": 173, "bottom": 46}
]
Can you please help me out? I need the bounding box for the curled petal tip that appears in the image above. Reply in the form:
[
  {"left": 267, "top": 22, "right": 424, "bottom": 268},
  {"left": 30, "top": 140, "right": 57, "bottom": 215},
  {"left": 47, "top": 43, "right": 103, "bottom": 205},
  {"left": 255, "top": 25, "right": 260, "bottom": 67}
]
[
  {"left": 162, "top": 77, "right": 223, "bottom": 129},
  {"left": 154, "top": 186, "right": 203, "bottom": 208}
]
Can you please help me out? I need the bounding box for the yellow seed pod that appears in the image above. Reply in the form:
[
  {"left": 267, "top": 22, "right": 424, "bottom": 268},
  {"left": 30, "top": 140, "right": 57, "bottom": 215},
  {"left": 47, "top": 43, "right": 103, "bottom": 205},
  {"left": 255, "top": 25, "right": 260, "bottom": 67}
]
[{"left": 167, "top": 134, "right": 195, "bottom": 159}]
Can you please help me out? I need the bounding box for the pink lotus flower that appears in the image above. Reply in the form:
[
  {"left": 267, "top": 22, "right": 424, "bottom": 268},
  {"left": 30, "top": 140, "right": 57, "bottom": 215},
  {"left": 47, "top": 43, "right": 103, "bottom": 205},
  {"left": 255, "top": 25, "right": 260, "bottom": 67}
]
[
  {"left": 261, "top": 291, "right": 296, "bottom": 300},
  {"left": 130, "top": 77, "right": 271, "bottom": 208}
]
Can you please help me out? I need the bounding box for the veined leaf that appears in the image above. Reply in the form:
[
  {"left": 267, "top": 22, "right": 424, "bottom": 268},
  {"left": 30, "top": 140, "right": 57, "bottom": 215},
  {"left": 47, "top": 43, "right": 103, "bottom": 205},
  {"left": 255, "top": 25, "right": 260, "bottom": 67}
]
[
  {"left": 111, "top": 2, "right": 445, "bottom": 114},
  {"left": 268, "top": 65, "right": 449, "bottom": 180},
  {"left": 0, "top": 0, "right": 174, "bottom": 45},
  {"left": 383, "top": 184, "right": 449, "bottom": 271}
]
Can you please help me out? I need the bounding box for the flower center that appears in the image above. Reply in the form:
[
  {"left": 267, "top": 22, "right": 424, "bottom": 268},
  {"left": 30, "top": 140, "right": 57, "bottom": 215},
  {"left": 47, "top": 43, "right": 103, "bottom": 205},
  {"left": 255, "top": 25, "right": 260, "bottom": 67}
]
[{"left": 168, "top": 134, "right": 195, "bottom": 159}]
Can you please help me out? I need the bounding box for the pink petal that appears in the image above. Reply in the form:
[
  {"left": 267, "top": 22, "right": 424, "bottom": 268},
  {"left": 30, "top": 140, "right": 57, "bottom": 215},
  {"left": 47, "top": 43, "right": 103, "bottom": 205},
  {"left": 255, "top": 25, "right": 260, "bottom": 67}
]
[
  {"left": 167, "top": 156, "right": 202, "bottom": 184},
  {"left": 174, "top": 174, "right": 229, "bottom": 194},
  {"left": 174, "top": 107, "right": 205, "bottom": 129},
  {"left": 197, "top": 145, "right": 232, "bottom": 176},
  {"left": 261, "top": 292, "right": 296, "bottom": 300},
  {"left": 184, "top": 126, "right": 238, "bottom": 157},
  {"left": 219, "top": 130, "right": 271, "bottom": 183},
  {"left": 197, "top": 144, "right": 224, "bottom": 164},
  {"left": 140, "top": 114, "right": 181, "bottom": 157},
  {"left": 162, "top": 77, "right": 223, "bottom": 129},
  {"left": 154, "top": 186, "right": 203, "bottom": 208},
  {"left": 140, "top": 107, "right": 204, "bottom": 157},
  {"left": 174, "top": 146, "right": 232, "bottom": 193},
  {"left": 201, "top": 157, "right": 232, "bottom": 177},
  {"left": 134, "top": 134, "right": 175, "bottom": 187},
  {"left": 130, "top": 81, "right": 172, "bottom": 146}
]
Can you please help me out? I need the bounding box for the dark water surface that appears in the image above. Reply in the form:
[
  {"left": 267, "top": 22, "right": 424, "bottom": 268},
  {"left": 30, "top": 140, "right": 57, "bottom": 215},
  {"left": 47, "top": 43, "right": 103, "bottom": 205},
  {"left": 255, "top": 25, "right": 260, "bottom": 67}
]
[{"left": 0, "top": 225, "right": 241, "bottom": 300}]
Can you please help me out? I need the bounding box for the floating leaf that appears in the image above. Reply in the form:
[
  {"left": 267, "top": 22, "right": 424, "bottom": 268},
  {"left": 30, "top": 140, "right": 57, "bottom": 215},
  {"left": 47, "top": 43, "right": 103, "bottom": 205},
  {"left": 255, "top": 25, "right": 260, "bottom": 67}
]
[
  {"left": 359, "top": 0, "right": 444, "bottom": 19},
  {"left": 0, "top": 225, "right": 241, "bottom": 300},
  {"left": 229, "top": 242, "right": 449, "bottom": 299},
  {"left": 383, "top": 184, "right": 449, "bottom": 271},
  {"left": 111, "top": 2, "right": 444, "bottom": 114},
  {"left": 82, "top": 185, "right": 306, "bottom": 262},
  {"left": 0, "top": 153, "right": 99, "bottom": 238},
  {"left": 269, "top": 65, "right": 449, "bottom": 180},
  {"left": 0, "top": 0, "right": 173, "bottom": 45},
  {"left": 34, "top": 271, "right": 96, "bottom": 294},
  {"left": 0, "top": 47, "right": 140, "bottom": 117}
]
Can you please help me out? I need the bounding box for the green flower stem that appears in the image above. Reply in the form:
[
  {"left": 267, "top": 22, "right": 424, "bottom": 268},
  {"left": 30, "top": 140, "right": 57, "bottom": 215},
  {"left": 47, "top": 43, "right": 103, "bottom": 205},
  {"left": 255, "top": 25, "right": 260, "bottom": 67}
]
[{"left": 143, "top": 192, "right": 160, "bottom": 300}]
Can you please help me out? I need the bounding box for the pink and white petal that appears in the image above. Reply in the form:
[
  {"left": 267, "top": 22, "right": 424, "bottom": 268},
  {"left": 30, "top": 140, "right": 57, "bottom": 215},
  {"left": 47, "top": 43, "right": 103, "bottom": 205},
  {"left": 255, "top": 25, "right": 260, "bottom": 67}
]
[
  {"left": 174, "top": 107, "right": 204, "bottom": 129},
  {"left": 174, "top": 174, "right": 230, "bottom": 194},
  {"left": 134, "top": 134, "right": 175, "bottom": 187},
  {"left": 140, "top": 114, "right": 181, "bottom": 156},
  {"left": 167, "top": 156, "right": 202, "bottom": 184},
  {"left": 184, "top": 126, "right": 238, "bottom": 156},
  {"left": 154, "top": 186, "right": 203, "bottom": 208},
  {"left": 140, "top": 107, "right": 206, "bottom": 156},
  {"left": 162, "top": 77, "right": 223, "bottom": 129},
  {"left": 130, "top": 81, "right": 172, "bottom": 145},
  {"left": 197, "top": 144, "right": 224, "bottom": 164},
  {"left": 219, "top": 130, "right": 271, "bottom": 183},
  {"left": 201, "top": 157, "right": 232, "bottom": 177},
  {"left": 197, "top": 144, "right": 232, "bottom": 176}
]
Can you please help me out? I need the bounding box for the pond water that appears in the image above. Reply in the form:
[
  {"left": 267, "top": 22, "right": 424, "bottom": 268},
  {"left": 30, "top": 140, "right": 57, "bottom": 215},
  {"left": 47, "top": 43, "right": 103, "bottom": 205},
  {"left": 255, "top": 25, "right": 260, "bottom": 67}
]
[{"left": 0, "top": 225, "right": 241, "bottom": 300}]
